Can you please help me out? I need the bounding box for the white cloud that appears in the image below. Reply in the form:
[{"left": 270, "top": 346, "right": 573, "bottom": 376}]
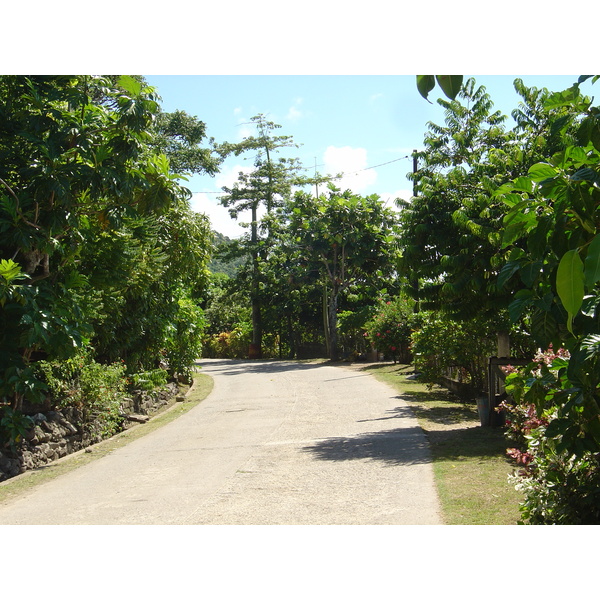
[
  {"left": 237, "top": 123, "right": 254, "bottom": 140},
  {"left": 190, "top": 193, "right": 245, "bottom": 239},
  {"left": 231, "top": 109, "right": 255, "bottom": 140},
  {"left": 189, "top": 163, "right": 263, "bottom": 238},
  {"left": 379, "top": 189, "right": 413, "bottom": 211},
  {"left": 216, "top": 163, "right": 253, "bottom": 190},
  {"left": 323, "top": 146, "right": 377, "bottom": 194},
  {"left": 286, "top": 97, "right": 304, "bottom": 121}
]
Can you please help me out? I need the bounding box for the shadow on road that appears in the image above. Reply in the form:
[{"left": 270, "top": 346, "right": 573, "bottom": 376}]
[
  {"left": 302, "top": 426, "right": 433, "bottom": 466},
  {"left": 195, "top": 358, "right": 336, "bottom": 376}
]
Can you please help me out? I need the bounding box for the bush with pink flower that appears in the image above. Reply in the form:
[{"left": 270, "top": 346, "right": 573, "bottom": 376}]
[
  {"left": 363, "top": 296, "right": 416, "bottom": 363},
  {"left": 501, "top": 345, "right": 600, "bottom": 524}
]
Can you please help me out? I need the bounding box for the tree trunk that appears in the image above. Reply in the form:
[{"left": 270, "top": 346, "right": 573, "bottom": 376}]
[
  {"left": 250, "top": 202, "right": 262, "bottom": 358},
  {"left": 327, "top": 289, "right": 339, "bottom": 361},
  {"left": 322, "top": 284, "right": 330, "bottom": 357},
  {"left": 286, "top": 313, "right": 297, "bottom": 359},
  {"left": 497, "top": 331, "right": 510, "bottom": 358}
]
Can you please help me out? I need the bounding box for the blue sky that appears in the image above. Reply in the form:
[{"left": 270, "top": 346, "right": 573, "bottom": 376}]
[{"left": 145, "top": 75, "right": 596, "bottom": 238}]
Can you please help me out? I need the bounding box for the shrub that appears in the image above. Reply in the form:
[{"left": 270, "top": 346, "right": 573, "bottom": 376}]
[
  {"left": 36, "top": 346, "right": 126, "bottom": 438},
  {"left": 337, "top": 306, "right": 375, "bottom": 358},
  {"left": 0, "top": 405, "right": 34, "bottom": 452},
  {"left": 130, "top": 368, "right": 169, "bottom": 391},
  {"left": 363, "top": 296, "right": 415, "bottom": 363},
  {"left": 502, "top": 347, "right": 600, "bottom": 524},
  {"left": 410, "top": 312, "right": 496, "bottom": 391},
  {"left": 203, "top": 324, "right": 252, "bottom": 359},
  {"left": 166, "top": 297, "right": 205, "bottom": 379}
]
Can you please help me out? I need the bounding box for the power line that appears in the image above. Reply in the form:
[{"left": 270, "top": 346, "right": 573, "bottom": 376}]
[
  {"left": 190, "top": 155, "right": 412, "bottom": 194},
  {"left": 330, "top": 155, "right": 410, "bottom": 179}
]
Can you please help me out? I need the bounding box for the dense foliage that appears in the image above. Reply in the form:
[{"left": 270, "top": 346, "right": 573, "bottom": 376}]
[
  {"left": 407, "top": 75, "right": 600, "bottom": 523},
  {"left": 410, "top": 312, "right": 497, "bottom": 392},
  {"left": 0, "top": 75, "right": 216, "bottom": 450},
  {"left": 282, "top": 186, "right": 400, "bottom": 360},
  {"left": 492, "top": 78, "right": 600, "bottom": 523},
  {"left": 363, "top": 296, "right": 415, "bottom": 363}
]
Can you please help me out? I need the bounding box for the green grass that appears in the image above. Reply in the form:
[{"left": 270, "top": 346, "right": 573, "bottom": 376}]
[
  {"left": 0, "top": 372, "right": 214, "bottom": 504},
  {"left": 360, "top": 363, "right": 523, "bottom": 525}
]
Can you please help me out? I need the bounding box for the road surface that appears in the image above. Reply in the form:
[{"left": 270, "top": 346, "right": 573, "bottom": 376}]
[{"left": 0, "top": 359, "right": 442, "bottom": 524}]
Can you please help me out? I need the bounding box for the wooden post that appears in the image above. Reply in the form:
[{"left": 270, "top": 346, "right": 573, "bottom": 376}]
[{"left": 497, "top": 331, "right": 510, "bottom": 358}]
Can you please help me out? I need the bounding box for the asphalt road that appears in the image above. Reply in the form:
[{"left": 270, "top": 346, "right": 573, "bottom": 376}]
[{"left": 0, "top": 359, "right": 443, "bottom": 525}]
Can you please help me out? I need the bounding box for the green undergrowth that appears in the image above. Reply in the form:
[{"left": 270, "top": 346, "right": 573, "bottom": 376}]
[
  {"left": 0, "top": 372, "right": 214, "bottom": 505},
  {"left": 359, "top": 362, "right": 522, "bottom": 525}
]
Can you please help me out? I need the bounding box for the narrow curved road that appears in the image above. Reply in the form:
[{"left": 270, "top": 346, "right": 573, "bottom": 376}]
[{"left": 0, "top": 359, "right": 442, "bottom": 524}]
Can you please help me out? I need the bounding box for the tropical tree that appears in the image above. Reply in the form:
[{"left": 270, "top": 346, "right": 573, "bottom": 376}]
[
  {"left": 150, "top": 108, "right": 220, "bottom": 177},
  {"left": 399, "top": 77, "right": 586, "bottom": 358},
  {"left": 0, "top": 75, "right": 217, "bottom": 411},
  {"left": 285, "top": 185, "right": 400, "bottom": 360},
  {"left": 215, "top": 114, "right": 305, "bottom": 357},
  {"left": 398, "top": 78, "right": 514, "bottom": 319}
]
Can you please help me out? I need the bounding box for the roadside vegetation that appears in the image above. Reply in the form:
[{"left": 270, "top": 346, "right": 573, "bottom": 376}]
[
  {"left": 0, "top": 372, "right": 213, "bottom": 503},
  {"left": 2, "top": 74, "right": 600, "bottom": 523}
]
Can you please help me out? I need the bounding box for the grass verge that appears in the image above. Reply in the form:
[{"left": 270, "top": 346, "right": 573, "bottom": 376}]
[
  {"left": 357, "top": 362, "right": 522, "bottom": 525},
  {"left": 0, "top": 372, "right": 214, "bottom": 504}
]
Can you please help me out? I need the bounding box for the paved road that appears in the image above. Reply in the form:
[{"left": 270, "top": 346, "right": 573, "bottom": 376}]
[{"left": 0, "top": 359, "right": 442, "bottom": 525}]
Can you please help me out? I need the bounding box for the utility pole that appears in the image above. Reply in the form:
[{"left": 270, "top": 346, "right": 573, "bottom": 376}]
[
  {"left": 411, "top": 149, "right": 420, "bottom": 314},
  {"left": 412, "top": 149, "right": 418, "bottom": 197},
  {"left": 315, "top": 157, "right": 319, "bottom": 197}
]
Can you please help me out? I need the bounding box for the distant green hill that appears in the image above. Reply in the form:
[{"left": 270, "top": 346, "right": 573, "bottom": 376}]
[{"left": 209, "top": 231, "right": 246, "bottom": 277}]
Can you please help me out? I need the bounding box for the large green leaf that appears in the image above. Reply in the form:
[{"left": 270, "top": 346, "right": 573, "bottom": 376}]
[
  {"left": 530, "top": 308, "right": 558, "bottom": 349},
  {"left": 526, "top": 217, "right": 552, "bottom": 258},
  {"left": 511, "top": 176, "right": 534, "bottom": 194},
  {"left": 117, "top": 75, "right": 142, "bottom": 97},
  {"left": 528, "top": 163, "right": 557, "bottom": 182},
  {"left": 556, "top": 249, "right": 584, "bottom": 333},
  {"left": 435, "top": 75, "right": 463, "bottom": 100},
  {"left": 0, "top": 259, "right": 28, "bottom": 284},
  {"left": 519, "top": 260, "right": 543, "bottom": 287},
  {"left": 417, "top": 76, "right": 435, "bottom": 101},
  {"left": 417, "top": 75, "right": 463, "bottom": 101},
  {"left": 571, "top": 167, "right": 600, "bottom": 184},
  {"left": 497, "top": 261, "right": 520, "bottom": 289},
  {"left": 585, "top": 234, "right": 600, "bottom": 288},
  {"left": 544, "top": 87, "right": 580, "bottom": 110},
  {"left": 508, "top": 289, "right": 533, "bottom": 322}
]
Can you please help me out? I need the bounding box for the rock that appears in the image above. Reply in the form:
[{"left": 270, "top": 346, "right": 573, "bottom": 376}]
[
  {"left": 40, "top": 420, "right": 54, "bottom": 433},
  {"left": 126, "top": 414, "right": 150, "bottom": 423},
  {"left": 0, "top": 380, "right": 181, "bottom": 482},
  {"left": 0, "top": 454, "right": 12, "bottom": 471},
  {"left": 21, "top": 451, "right": 35, "bottom": 470},
  {"left": 31, "top": 425, "right": 50, "bottom": 444}
]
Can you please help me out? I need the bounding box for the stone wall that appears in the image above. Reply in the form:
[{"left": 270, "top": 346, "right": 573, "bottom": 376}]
[{"left": 0, "top": 382, "right": 180, "bottom": 482}]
